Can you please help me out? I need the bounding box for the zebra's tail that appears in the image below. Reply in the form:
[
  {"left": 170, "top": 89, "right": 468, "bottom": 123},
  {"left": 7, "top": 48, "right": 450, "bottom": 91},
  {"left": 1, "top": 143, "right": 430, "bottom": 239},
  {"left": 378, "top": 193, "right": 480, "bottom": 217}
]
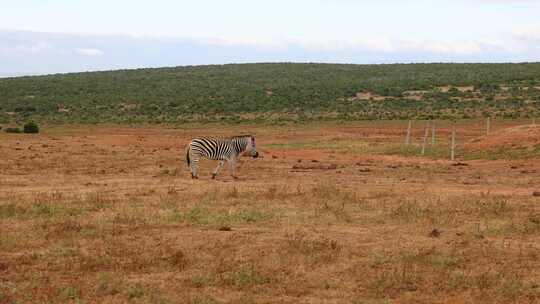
[{"left": 186, "top": 146, "right": 191, "bottom": 167}]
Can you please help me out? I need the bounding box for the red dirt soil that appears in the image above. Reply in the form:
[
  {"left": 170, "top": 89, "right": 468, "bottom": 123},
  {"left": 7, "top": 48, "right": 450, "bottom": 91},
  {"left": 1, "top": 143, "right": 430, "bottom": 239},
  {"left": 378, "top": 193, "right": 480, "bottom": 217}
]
[
  {"left": 1, "top": 123, "right": 540, "bottom": 303},
  {"left": 464, "top": 124, "right": 540, "bottom": 151}
]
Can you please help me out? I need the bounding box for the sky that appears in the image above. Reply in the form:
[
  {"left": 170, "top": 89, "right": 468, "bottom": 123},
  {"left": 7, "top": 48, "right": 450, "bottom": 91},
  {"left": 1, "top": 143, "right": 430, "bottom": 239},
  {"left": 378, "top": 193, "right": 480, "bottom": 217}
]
[{"left": 1, "top": 0, "right": 540, "bottom": 77}]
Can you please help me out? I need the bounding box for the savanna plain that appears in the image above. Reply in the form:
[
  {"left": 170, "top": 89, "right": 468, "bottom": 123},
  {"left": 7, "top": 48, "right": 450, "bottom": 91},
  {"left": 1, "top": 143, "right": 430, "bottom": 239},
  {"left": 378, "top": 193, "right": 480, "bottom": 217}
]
[{"left": 1, "top": 120, "right": 540, "bottom": 304}]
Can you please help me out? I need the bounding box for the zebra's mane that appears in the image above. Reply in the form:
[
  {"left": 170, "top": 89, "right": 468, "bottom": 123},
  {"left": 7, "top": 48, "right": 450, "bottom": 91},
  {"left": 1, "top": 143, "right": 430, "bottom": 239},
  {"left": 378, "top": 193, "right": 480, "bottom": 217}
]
[{"left": 230, "top": 135, "right": 253, "bottom": 139}]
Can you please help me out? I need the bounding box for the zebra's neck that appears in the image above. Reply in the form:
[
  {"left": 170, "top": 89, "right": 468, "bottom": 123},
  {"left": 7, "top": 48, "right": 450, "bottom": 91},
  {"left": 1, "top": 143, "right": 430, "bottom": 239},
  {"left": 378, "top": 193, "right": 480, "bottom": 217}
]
[{"left": 231, "top": 137, "right": 248, "bottom": 155}]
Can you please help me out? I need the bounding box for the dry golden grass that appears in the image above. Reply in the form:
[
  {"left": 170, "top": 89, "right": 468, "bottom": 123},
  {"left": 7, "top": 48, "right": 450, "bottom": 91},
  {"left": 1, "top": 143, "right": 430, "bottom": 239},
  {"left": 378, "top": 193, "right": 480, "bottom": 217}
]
[{"left": 1, "top": 121, "right": 539, "bottom": 303}]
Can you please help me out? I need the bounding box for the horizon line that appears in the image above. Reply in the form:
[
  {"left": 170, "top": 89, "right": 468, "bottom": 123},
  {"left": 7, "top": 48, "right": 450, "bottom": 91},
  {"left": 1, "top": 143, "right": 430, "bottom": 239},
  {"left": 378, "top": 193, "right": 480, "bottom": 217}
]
[{"left": 3, "top": 61, "right": 540, "bottom": 79}]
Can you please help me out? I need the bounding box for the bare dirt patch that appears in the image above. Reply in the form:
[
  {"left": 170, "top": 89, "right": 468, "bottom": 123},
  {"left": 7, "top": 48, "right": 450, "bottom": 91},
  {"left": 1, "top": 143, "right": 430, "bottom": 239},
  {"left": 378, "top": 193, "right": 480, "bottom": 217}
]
[
  {"left": 349, "top": 91, "right": 391, "bottom": 101},
  {"left": 438, "top": 85, "right": 474, "bottom": 92},
  {"left": 464, "top": 124, "right": 540, "bottom": 152}
]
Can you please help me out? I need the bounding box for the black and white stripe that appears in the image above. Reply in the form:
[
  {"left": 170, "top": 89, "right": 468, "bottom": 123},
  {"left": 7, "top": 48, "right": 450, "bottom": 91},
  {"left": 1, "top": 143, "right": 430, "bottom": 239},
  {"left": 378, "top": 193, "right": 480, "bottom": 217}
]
[{"left": 186, "top": 135, "right": 259, "bottom": 179}]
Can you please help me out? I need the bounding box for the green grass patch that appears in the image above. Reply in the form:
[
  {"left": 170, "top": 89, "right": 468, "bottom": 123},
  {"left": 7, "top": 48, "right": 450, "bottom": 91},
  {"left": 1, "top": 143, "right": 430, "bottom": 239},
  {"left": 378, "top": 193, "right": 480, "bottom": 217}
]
[
  {"left": 0, "top": 203, "right": 27, "bottom": 219},
  {"left": 191, "top": 295, "right": 217, "bottom": 304},
  {"left": 126, "top": 284, "right": 145, "bottom": 299},
  {"left": 381, "top": 143, "right": 454, "bottom": 158},
  {"left": 228, "top": 265, "right": 267, "bottom": 288},
  {"left": 463, "top": 144, "right": 540, "bottom": 160},
  {"left": 29, "top": 201, "right": 86, "bottom": 218},
  {"left": 428, "top": 255, "right": 460, "bottom": 269},
  {"left": 269, "top": 139, "right": 379, "bottom": 155},
  {"left": 164, "top": 205, "right": 272, "bottom": 226},
  {"left": 58, "top": 286, "right": 79, "bottom": 301},
  {"left": 51, "top": 246, "right": 79, "bottom": 258},
  {"left": 191, "top": 274, "right": 215, "bottom": 288}
]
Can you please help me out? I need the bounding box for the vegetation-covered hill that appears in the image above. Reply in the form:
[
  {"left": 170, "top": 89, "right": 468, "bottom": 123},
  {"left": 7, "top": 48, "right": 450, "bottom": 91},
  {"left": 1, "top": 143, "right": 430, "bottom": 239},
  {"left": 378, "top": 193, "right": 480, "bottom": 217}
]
[{"left": 1, "top": 62, "right": 540, "bottom": 124}]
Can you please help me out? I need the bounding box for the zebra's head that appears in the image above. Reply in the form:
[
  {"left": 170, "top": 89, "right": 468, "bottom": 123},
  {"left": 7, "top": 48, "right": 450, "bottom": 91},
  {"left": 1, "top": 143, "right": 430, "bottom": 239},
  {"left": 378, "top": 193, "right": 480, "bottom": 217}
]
[
  {"left": 232, "top": 135, "right": 259, "bottom": 158},
  {"left": 231, "top": 135, "right": 259, "bottom": 158},
  {"left": 247, "top": 136, "right": 259, "bottom": 158}
]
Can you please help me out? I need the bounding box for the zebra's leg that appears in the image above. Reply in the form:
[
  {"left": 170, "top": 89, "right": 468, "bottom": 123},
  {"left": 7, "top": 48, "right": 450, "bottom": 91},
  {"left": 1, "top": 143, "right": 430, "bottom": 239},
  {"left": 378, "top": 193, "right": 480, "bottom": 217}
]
[
  {"left": 228, "top": 157, "right": 238, "bottom": 179},
  {"left": 190, "top": 157, "right": 199, "bottom": 179},
  {"left": 212, "top": 160, "right": 225, "bottom": 179}
]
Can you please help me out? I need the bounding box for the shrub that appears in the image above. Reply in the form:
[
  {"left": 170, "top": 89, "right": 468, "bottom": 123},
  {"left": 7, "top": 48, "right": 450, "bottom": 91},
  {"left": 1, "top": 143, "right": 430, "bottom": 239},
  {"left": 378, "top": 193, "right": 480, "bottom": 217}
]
[
  {"left": 14, "top": 106, "right": 36, "bottom": 113},
  {"left": 4, "top": 127, "right": 21, "bottom": 133},
  {"left": 23, "top": 122, "right": 39, "bottom": 134}
]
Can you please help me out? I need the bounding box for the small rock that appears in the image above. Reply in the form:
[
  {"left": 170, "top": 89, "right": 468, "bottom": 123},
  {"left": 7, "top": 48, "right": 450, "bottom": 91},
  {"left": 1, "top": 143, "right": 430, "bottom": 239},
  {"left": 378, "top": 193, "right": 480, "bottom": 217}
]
[
  {"left": 529, "top": 216, "right": 540, "bottom": 224},
  {"left": 218, "top": 226, "right": 232, "bottom": 231},
  {"left": 429, "top": 229, "right": 441, "bottom": 238},
  {"left": 533, "top": 191, "right": 540, "bottom": 197},
  {"left": 292, "top": 164, "right": 337, "bottom": 170}
]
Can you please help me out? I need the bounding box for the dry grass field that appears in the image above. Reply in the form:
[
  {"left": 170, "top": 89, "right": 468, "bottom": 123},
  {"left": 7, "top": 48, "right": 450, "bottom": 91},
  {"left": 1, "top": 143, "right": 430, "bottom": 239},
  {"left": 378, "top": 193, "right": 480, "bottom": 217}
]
[{"left": 1, "top": 120, "right": 540, "bottom": 304}]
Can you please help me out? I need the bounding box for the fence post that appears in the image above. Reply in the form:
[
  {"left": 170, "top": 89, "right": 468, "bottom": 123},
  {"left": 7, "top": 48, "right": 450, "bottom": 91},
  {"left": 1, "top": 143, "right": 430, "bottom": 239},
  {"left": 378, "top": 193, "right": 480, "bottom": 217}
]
[
  {"left": 405, "top": 120, "right": 412, "bottom": 145},
  {"left": 421, "top": 121, "right": 429, "bottom": 155},
  {"left": 431, "top": 121, "right": 436, "bottom": 146},
  {"left": 451, "top": 123, "right": 456, "bottom": 161}
]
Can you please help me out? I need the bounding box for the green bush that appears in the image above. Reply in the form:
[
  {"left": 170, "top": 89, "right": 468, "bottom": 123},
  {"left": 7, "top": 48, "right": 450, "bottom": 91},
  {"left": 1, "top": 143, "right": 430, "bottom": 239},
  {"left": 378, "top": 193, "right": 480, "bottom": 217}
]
[
  {"left": 23, "top": 122, "right": 39, "bottom": 134},
  {"left": 0, "top": 63, "right": 539, "bottom": 123},
  {"left": 4, "top": 127, "right": 22, "bottom": 133}
]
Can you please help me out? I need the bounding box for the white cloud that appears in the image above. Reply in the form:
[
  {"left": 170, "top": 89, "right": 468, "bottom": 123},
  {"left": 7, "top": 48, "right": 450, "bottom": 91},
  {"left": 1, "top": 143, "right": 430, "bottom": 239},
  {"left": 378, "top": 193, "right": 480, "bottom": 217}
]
[
  {"left": 298, "top": 37, "right": 398, "bottom": 53},
  {"left": 200, "top": 37, "right": 288, "bottom": 50},
  {"left": 400, "top": 40, "right": 487, "bottom": 55},
  {"left": 205, "top": 36, "right": 514, "bottom": 55},
  {"left": 513, "top": 26, "right": 540, "bottom": 42},
  {"left": 508, "top": 25, "right": 540, "bottom": 54},
  {"left": 1, "top": 29, "right": 539, "bottom": 77},
  {"left": 0, "top": 42, "right": 55, "bottom": 54},
  {"left": 75, "top": 48, "right": 104, "bottom": 56}
]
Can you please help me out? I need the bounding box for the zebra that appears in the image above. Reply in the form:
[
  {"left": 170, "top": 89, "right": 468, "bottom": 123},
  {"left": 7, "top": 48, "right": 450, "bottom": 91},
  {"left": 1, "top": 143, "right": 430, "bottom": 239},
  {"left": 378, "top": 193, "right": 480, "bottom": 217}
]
[{"left": 186, "top": 135, "right": 259, "bottom": 179}]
